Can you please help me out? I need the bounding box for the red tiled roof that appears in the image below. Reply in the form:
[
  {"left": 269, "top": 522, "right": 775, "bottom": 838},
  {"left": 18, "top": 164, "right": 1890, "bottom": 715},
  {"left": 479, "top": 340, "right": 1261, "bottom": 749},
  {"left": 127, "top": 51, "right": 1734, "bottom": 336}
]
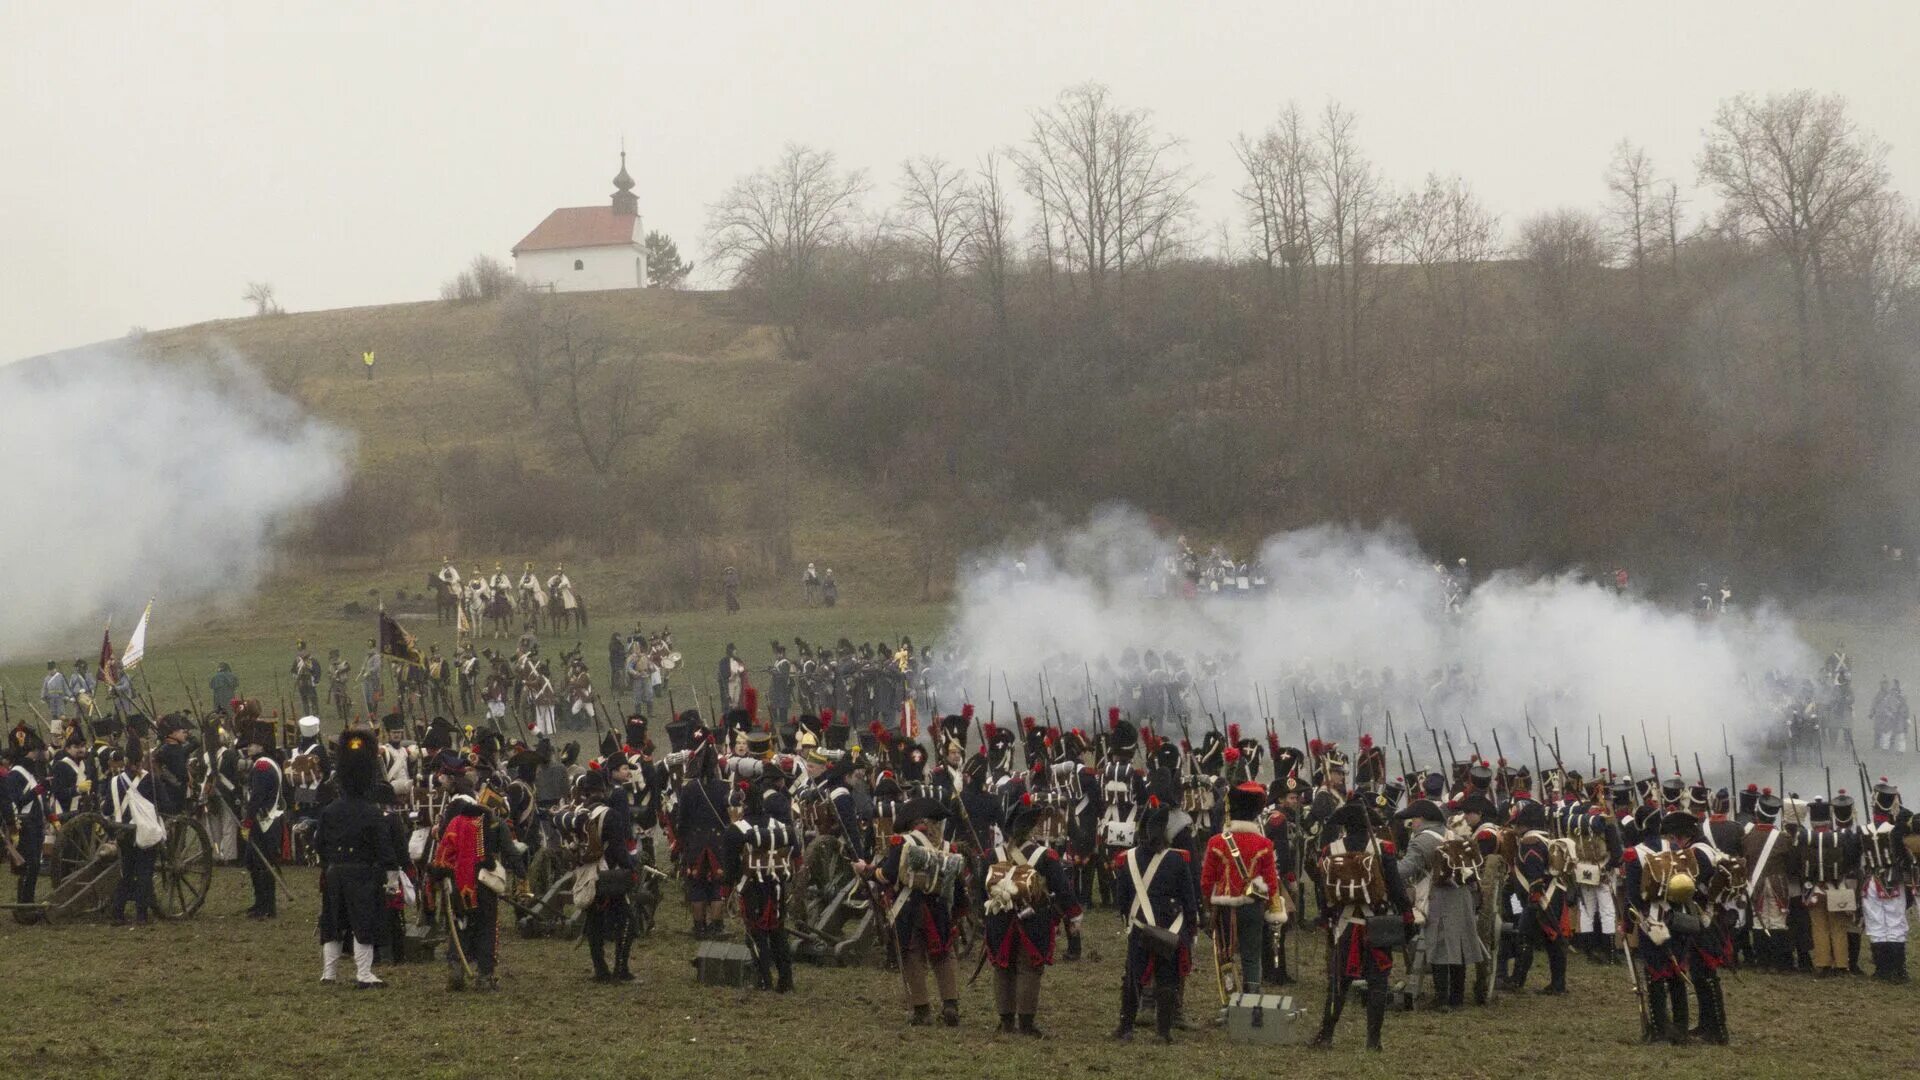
[{"left": 511, "top": 206, "right": 638, "bottom": 254}]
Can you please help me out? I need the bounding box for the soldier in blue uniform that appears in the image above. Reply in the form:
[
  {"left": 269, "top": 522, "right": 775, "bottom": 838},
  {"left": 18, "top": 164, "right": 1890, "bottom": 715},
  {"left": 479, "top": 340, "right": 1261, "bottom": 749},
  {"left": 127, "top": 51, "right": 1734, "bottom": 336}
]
[
  {"left": 1111, "top": 801, "right": 1198, "bottom": 1043},
  {"left": 863, "top": 797, "right": 968, "bottom": 1026},
  {"left": 676, "top": 738, "right": 734, "bottom": 939},
  {"left": 979, "top": 793, "right": 1082, "bottom": 1036},
  {"left": 3, "top": 724, "right": 54, "bottom": 905},
  {"left": 239, "top": 718, "right": 286, "bottom": 918},
  {"left": 1507, "top": 798, "right": 1570, "bottom": 994},
  {"left": 724, "top": 775, "right": 801, "bottom": 991}
]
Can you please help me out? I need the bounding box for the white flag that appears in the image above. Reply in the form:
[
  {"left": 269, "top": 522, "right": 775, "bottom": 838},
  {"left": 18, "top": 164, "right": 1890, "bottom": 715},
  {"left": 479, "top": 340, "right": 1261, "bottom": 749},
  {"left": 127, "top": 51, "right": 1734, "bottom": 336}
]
[{"left": 123, "top": 599, "right": 153, "bottom": 670}]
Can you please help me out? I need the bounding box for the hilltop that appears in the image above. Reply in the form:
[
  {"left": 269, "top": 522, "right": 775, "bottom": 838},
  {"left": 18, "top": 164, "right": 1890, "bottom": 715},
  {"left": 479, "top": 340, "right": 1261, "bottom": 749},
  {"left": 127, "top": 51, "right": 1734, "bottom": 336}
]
[{"left": 130, "top": 289, "right": 928, "bottom": 617}]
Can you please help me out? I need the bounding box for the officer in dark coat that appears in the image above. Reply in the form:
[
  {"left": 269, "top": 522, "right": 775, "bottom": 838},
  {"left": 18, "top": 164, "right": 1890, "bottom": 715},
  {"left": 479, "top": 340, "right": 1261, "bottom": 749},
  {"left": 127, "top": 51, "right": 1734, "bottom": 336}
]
[
  {"left": 2, "top": 724, "right": 54, "bottom": 905},
  {"left": 316, "top": 727, "right": 398, "bottom": 987},
  {"left": 1112, "top": 801, "right": 1198, "bottom": 1043},
  {"left": 153, "top": 714, "right": 194, "bottom": 815},
  {"left": 576, "top": 758, "right": 632, "bottom": 982},
  {"left": 676, "top": 739, "right": 734, "bottom": 938},
  {"left": 239, "top": 719, "right": 286, "bottom": 918}
]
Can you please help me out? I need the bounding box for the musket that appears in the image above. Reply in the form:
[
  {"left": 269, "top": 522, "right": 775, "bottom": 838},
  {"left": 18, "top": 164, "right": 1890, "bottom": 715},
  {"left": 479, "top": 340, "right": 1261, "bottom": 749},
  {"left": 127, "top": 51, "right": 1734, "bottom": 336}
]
[
  {"left": 1309, "top": 706, "right": 1323, "bottom": 748},
  {"left": 1529, "top": 734, "right": 1543, "bottom": 795},
  {"left": 1640, "top": 717, "right": 1655, "bottom": 763},
  {"left": 1430, "top": 727, "right": 1448, "bottom": 780},
  {"left": 1461, "top": 716, "right": 1481, "bottom": 761},
  {"left": 1003, "top": 672, "right": 1023, "bottom": 730},
  {"left": 1621, "top": 736, "right": 1636, "bottom": 790},
  {"left": 1623, "top": 917, "right": 1653, "bottom": 1039},
  {"left": 1693, "top": 751, "right": 1706, "bottom": 788},
  {"left": 1604, "top": 742, "right": 1614, "bottom": 783},
  {"left": 1729, "top": 754, "right": 1737, "bottom": 805},
  {"left": 1491, "top": 729, "right": 1505, "bottom": 772},
  {"left": 1442, "top": 731, "right": 1460, "bottom": 777}
]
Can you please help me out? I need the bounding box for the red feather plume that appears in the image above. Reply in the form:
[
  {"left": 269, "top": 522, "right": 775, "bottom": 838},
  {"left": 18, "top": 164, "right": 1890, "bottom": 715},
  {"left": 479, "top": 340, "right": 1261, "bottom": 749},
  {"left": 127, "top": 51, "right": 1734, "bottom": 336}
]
[
  {"left": 820, "top": 708, "right": 835, "bottom": 725},
  {"left": 1224, "top": 746, "right": 1241, "bottom": 762},
  {"left": 1107, "top": 706, "right": 1121, "bottom": 726},
  {"left": 961, "top": 703, "right": 975, "bottom": 719},
  {"left": 1359, "top": 733, "right": 1373, "bottom": 750},
  {"left": 742, "top": 685, "right": 759, "bottom": 723},
  {"left": 1021, "top": 716, "right": 1037, "bottom": 731},
  {"left": 1227, "top": 723, "right": 1241, "bottom": 743}
]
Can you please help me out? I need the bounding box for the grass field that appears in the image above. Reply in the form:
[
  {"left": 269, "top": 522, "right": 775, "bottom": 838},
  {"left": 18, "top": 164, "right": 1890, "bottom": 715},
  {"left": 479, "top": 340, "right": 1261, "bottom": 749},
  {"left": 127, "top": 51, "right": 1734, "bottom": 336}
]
[
  {"left": 4, "top": 861, "right": 1917, "bottom": 1080},
  {"left": 7, "top": 595, "right": 1920, "bottom": 1078}
]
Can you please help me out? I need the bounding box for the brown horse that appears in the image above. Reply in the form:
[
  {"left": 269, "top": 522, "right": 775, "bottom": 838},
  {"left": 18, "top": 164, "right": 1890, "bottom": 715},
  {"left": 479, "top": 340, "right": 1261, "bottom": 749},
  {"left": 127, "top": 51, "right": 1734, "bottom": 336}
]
[{"left": 427, "top": 574, "right": 460, "bottom": 626}]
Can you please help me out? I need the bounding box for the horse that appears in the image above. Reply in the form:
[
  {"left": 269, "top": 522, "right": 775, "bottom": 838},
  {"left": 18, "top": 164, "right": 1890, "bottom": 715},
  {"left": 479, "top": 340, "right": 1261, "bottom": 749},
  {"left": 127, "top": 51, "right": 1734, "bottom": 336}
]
[
  {"left": 428, "top": 574, "right": 460, "bottom": 626},
  {"left": 485, "top": 588, "right": 516, "bottom": 640},
  {"left": 464, "top": 584, "right": 489, "bottom": 636},
  {"left": 518, "top": 581, "right": 549, "bottom": 634},
  {"left": 549, "top": 579, "right": 586, "bottom": 632}
]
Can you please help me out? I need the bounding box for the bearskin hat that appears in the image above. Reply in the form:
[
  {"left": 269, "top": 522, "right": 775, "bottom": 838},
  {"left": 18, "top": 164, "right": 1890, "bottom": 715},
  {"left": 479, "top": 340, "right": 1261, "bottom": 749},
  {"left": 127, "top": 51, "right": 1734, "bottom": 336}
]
[
  {"left": 901, "top": 744, "right": 928, "bottom": 782},
  {"left": 7, "top": 723, "right": 44, "bottom": 761},
  {"left": 1508, "top": 798, "right": 1548, "bottom": 831},
  {"left": 336, "top": 726, "right": 379, "bottom": 799},
  {"left": 1194, "top": 730, "right": 1227, "bottom": 774}
]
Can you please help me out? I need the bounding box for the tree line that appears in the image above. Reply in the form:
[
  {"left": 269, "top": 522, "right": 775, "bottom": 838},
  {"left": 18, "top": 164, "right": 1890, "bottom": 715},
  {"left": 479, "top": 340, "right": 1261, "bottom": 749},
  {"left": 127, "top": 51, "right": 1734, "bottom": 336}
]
[{"left": 701, "top": 84, "right": 1920, "bottom": 597}]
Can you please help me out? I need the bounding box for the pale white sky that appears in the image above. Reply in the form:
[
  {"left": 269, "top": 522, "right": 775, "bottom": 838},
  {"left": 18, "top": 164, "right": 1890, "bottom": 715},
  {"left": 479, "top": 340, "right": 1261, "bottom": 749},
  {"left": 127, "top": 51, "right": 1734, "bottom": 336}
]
[{"left": 5, "top": 1, "right": 1917, "bottom": 363}]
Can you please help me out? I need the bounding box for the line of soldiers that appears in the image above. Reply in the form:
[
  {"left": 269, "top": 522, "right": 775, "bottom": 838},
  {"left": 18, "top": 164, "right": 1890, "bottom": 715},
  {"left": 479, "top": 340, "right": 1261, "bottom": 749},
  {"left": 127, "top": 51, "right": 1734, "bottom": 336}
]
[{"left": 11, "top": 680, "right": 1918, "bottom": 1053}]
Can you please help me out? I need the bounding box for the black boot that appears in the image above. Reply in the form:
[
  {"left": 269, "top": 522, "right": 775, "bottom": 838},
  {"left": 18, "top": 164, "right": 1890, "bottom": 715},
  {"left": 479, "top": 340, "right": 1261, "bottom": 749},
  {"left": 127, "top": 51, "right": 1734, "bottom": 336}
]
[
  {"left": 1017, "top": 1014, "right": 1043, "bottom": 1038},
  {"left": 614, "top": 923, "right": 635, "bottom": 982},
  {"left": 1643, "top": 979, "right": 1669, "bottom": 1043},
  {"left": 1701, "top": 975, "right": 1730, "bottom": 1045},
  {"left": 1065, "top": 928, "right": 1082, "bottom": 961},
  {"left": 1847, "top": 934, "right": 1863, "bottom": 975},
  {"left": 1666, "top": 981, "right": 1691, "bottom": 1045},
  {"left": 941, "top": 999, "right": 961, "bottom": 1027},
  {"left": 910, "top": 1004, "right": 932, "bottom": 1026},
  {"left": 998, "top": 1013, "right": 1015, "bottom": 1034},
  {"left": 772, "top": 930, "right": 795, "bottom": 992},
  {"left": 1541, "top": 942, "right": 1568, "bottom": 994},
  {"left": 1424, "top": 965, "right": 1451, "bottom": 1010},
  {"left": 1154, "top": 989, "right": 1177, "bottom": 1044},
  {"left": 1364, "top": 984, "right": 1387, "bottom": 1052},
  {"left": 588, "top": 924, "right": 613, "bottom": 983}
]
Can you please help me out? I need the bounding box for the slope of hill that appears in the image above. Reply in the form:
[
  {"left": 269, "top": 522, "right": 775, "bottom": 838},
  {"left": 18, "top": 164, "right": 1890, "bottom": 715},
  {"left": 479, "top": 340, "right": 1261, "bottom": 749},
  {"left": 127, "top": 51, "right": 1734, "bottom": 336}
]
[{"left": 134, "top": 289, "right": 926, "bottom": 615}]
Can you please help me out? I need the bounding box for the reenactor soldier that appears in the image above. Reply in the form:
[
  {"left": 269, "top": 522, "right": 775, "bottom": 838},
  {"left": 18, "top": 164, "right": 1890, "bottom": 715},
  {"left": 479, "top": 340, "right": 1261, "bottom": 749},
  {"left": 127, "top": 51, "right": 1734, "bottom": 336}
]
[
  {"left": 1859, "top": 779, "right": 1912, "bottom": 981},
  {"left": 3, "top": 724, "right": 55, "bottom": 905},
  {"left": 863, "top": 797, "right": 968, "bottom": 1027},
  {"left": 1802, "top": 795, "right": 1862, "bottom": 976},
  {"left": 1507, "top": 797, "right": 1570, "bottom": 994},
  {"left": 239, "top": 716, "right": 286, "bottom": 918},
  {"left": 1310, "top": 799, "right": 1411, "bottom": 1051},
  {"left": 1397, "top": 797, "right": 1488, "bottom": 1010},
  {"left": 980, "top": 792, "right": 1082, "bottom": 1036},
  {"left": 1623, "top": 809, "right": 1733, "bottom": 1044},
  {"left": 316, "top": 726, "right": 398, "bottom": 988},
  {"left": 724, "top": 775, "right": 801, "bottom": 992},
  {"left": 1200, "top": 782, "right": 1286, "bottom": 996}
]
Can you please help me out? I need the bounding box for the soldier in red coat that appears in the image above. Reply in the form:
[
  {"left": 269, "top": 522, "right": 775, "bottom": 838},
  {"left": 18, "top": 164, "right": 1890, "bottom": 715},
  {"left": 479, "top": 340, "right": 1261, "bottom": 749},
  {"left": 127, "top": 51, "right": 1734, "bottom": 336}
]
[{"left": 1201, "top": 782, "right": 1287, "bottom": 995}]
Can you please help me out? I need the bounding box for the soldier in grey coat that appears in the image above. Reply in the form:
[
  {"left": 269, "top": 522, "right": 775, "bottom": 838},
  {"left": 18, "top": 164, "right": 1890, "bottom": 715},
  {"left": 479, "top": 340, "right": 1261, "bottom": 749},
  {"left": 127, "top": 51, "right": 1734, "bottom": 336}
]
[{"left": 1397, "top": 799, "right": 1489, "bottom": 1010}]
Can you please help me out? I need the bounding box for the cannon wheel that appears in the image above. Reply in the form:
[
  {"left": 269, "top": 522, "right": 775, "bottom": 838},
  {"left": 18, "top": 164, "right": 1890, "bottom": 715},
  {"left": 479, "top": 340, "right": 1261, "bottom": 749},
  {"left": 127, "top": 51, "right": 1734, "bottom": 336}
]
[
  {"left": 51, "top": 812, "right": 113, "bottom": 886},
  {"left": 153, "top": 815, "right": 214, "bottom": 919}
]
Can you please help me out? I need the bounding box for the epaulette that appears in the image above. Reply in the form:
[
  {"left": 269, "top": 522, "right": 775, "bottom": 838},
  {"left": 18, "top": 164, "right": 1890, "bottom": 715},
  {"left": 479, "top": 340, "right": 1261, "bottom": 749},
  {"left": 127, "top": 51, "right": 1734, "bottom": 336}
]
[
  {"left": 1173, "top": 849, "right": 1191, "bottom": 862},
  {"left": 254, "top": 759, "right": 274, "bottom": 771},
  {"left": 1380, "top": 841, "right": 1397, "bottom": 856},
  {"left": 1621, "top": 846, "right": 1639, "bottom": 864},
  {"left": 888, "top": 834, "right": 905, "bottom": 847}
]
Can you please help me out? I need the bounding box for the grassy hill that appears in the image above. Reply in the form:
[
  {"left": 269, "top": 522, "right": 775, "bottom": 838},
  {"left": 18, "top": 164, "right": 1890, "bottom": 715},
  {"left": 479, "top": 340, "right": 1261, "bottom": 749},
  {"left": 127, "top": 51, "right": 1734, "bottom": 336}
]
[{"left": 133, "top": 287, "right": 927, "bottom": 615}]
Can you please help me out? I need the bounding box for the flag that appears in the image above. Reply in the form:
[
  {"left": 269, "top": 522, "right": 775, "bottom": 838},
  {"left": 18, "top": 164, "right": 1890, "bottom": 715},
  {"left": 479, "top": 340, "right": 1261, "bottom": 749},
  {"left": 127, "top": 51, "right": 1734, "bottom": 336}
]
[
  {"left": 378, "top": 610, "right": 422, "bottom": 667},
  {"left": 456, "top": 600, "right": 470, "bottom": 638},
  {"left": 97, "top": 620, "right": 115, "bottom": 683},
  {"left": 901, "top": 697, "right": 919, "bottom": 740},
  {"left": 122, "top": 599, "right": 152, "bottom": 671}
]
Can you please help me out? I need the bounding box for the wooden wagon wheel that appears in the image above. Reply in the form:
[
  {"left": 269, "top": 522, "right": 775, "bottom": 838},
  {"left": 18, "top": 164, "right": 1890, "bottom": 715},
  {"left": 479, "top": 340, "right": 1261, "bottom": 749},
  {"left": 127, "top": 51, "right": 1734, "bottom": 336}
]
[
  {"left": 50, "top": 811, "right": 113, "bottom": 885},
  {"left": 153, "top": 814, "right": 214, "bottom": 918}
]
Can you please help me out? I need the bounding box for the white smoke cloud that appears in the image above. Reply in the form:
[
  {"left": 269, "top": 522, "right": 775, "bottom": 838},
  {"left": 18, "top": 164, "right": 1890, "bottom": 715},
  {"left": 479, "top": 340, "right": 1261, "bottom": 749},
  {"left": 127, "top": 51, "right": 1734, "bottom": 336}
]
[
  {"left": 0, "top": 344, "right": 353, "bottom": 661},
  {"left": 944, "top": 507, "right": 1815, "bottom": 770}
]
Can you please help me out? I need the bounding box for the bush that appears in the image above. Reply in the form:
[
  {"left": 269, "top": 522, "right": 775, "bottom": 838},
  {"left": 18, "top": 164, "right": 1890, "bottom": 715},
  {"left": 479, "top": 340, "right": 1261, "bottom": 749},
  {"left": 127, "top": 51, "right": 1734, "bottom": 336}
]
[{"left": 441, "top": 254, "right": 523, "bottom": 303}]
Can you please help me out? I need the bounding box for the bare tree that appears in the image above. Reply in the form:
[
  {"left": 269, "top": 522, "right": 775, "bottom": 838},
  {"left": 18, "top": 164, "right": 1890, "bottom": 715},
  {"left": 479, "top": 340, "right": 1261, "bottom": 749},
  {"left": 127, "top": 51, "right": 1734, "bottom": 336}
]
[
  {"left": 1698, "top": 90, "right": 1890, "bottom": 375},
  {"left": 706, "top": 144, "right": 868, "bottom": 359},
  {"left": 496, "top": 291, "right": 553, "bottom": 414},
  {"left": 1233, "top": 102, "right": 1319, "bottom": 312},
  {"left": 1605, "top": 140, "right": 1658, "bottom": 300},
  {"left": 543, "top": 303, "right": 667, "bottom": 474},
  {"left": 957, "top": 152, "right": 1018, "bottom": 402},
  {"left": 242, "top": 281, "right": 281, "bottom": 317},
  {"left": 896, "top": 155, "right": 968, "bottom": 301},
  {"left": 1015, "top": 82, "right": 1194, "bottom": 310},
  {"left": 1395, "top": 173, "right": 1499, "bottom": 388},
  {"left": 1518, "top": 207, "right": 1611, "bottom": 322},
  {"left": 1311, "top": 101, "right": 1392, "bottom": 380},
  {"left": 1659, "top": 181, "right": 1687, "bottom": 276}
]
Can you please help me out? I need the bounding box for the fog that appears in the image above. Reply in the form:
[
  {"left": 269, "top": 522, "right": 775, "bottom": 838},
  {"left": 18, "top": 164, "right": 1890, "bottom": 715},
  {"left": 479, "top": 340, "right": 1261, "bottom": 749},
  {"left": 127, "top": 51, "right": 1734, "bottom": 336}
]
[
  {"left": 0, "top": 345, "right": 353, "bottom": 662},
  {"left": 945, "top": 507, "right": 1815, "bottom": 770}
]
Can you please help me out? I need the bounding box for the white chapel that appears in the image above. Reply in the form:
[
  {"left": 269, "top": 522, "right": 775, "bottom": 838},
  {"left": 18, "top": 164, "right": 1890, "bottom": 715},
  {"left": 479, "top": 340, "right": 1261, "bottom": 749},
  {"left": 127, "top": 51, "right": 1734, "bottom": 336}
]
[{"left": 511, "top": 154, "right": 646, "bottom": 292}]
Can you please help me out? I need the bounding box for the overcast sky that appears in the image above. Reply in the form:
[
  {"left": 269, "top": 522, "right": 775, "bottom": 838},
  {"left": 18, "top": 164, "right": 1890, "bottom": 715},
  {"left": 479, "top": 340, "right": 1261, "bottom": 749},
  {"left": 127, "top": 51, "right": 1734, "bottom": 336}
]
[{"left": 5, "top": 1, "right": 1917, "bottom": 363}]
